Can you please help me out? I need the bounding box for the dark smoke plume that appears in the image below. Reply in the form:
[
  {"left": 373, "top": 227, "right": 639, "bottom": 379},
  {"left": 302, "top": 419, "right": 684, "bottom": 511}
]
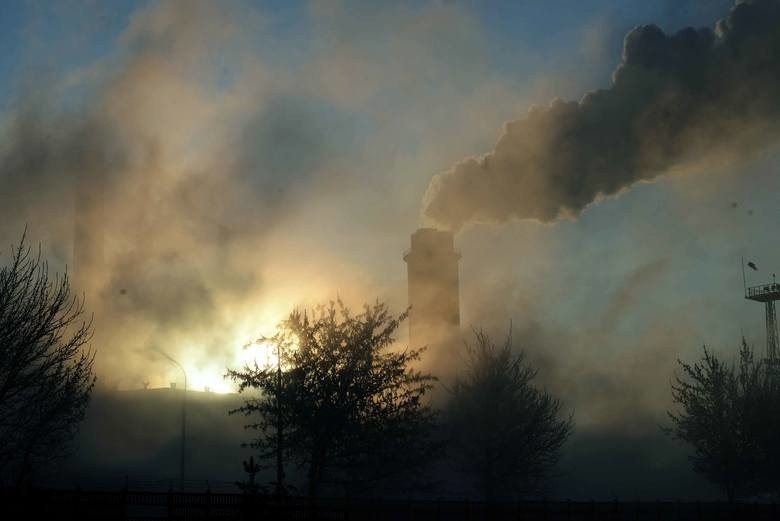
[{"left": 423, "top": 0, "right": 780, "bottom": 230}]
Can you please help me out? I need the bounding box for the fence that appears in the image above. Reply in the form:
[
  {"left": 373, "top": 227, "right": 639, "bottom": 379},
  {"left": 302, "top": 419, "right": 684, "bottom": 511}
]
[{"left": 2, "top": 487, "right": 779, "bottom": 521}]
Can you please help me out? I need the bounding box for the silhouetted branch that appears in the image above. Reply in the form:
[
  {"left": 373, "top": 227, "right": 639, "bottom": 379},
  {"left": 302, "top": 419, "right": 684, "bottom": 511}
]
[{"left": 0, "top": 232, "right": 96, "bottom": 486}]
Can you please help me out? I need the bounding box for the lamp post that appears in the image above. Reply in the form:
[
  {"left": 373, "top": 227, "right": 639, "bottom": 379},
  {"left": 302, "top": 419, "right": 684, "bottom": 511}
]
[
  {"left": 158, "top": 350, "right": 187, "bottom": 492},
  {"left": 258, "top": 339, "right": 285, "bottom": 496},
  {"left": 274, "top": 345, "right": 285, "bottom": 496}
]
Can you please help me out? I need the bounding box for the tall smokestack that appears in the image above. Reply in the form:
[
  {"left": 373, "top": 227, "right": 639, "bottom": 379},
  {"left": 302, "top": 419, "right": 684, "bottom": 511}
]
[
  {"left": 403, "top": 228, "right": 461, "bottom": 352},
  {"left": 73, "top": 169, "right": 105, "bottom": 296}
]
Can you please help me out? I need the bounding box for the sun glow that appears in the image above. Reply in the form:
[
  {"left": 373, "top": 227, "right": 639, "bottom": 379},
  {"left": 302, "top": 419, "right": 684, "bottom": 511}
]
[
  {"left": 160, "top": 306, "right": 285, "bottom": 394},
  {"left": 187, "top": 366, "right": 234, "bottom": 394},
  {"left": 238, "top": 340, "right": 278, "bottom": 368},
  {"left": 143, "top": 289, "right": 317, "bottom": 394},
  {"left": 173, "top": 337, "right": 279, "bottom": 394}
]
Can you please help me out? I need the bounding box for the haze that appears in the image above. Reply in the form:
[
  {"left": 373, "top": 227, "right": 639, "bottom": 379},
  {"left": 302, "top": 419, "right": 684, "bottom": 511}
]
[{"left": 2, "top": 0, "right": 780, "bottom": 501}]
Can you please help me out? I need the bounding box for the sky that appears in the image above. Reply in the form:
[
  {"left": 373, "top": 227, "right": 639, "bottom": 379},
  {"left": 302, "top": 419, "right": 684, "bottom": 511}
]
[{"left": 2, "top": 0, "right": 780, "bottom": 497}]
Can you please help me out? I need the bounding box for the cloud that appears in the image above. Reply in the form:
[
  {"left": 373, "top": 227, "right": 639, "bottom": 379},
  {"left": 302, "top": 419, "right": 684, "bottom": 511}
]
[{"left": 422, "top": 0, "right": 780, "bottom": 231}]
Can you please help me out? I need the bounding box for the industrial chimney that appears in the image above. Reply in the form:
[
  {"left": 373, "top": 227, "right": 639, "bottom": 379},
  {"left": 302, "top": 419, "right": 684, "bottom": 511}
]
[
  {"left": 403, "top": 228, "right": 461, "bottom": 352},
  {"left": 73, "top": 169, "right": 105, "bottom": 295}
]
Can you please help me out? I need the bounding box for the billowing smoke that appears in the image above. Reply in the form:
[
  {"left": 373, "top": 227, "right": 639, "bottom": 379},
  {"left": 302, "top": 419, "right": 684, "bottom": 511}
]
[
  {"left": 423, "top": 0, "right": 780, "bottom": 231},
  {"left": 0, "top": 0, "right": 376, "bottom": 389}
]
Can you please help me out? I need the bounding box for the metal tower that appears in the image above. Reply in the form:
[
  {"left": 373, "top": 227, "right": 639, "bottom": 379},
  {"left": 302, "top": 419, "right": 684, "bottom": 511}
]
[{"left": 744, "top": 271, "right": 780, "bottom": 365}]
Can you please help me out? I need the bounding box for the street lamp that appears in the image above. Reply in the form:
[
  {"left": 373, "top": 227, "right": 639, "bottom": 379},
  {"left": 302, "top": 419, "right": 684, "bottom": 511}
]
[
  {"left": 273, "top": 343, "right": 284, "bottom": 497},
  {"left": 157, "top": 350, "right": 187, "bottom": 492},
  {"left": 249, "top": 339, "right": 286, "bottom": 496}
]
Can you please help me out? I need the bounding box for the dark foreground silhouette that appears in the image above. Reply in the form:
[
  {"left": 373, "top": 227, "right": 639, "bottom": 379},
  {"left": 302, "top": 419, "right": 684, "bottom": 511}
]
[{"left": 3, "top": 487, "right": 780, "bottom": 521}]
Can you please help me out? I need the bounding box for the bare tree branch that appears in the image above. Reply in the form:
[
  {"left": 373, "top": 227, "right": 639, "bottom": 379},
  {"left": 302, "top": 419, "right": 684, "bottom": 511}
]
[{"left": 0, "top": 232, "right": 96, "bottom": 486}]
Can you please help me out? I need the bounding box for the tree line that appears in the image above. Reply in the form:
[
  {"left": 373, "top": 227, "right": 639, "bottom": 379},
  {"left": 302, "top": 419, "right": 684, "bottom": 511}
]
[
  {"left": 226, "top": 300, "right": 573, "bottom": 501},
  {"left": 2, "top": 233, "right": 780, "bottom": 502}
]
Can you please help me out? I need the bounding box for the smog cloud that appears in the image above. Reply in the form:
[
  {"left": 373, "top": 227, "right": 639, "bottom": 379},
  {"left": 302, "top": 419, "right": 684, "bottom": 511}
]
[
  {"left": 0, "top": 0, "right": 500, "bottom": 390},
  {"left": 0, "top": 0, "right": 368, "bottom": 388},
  {"left": 2, "top": 0, "right": 766, "bottom": 497},
  {"left": 423, "top": 0, "right": 780, "bottom": 230}
]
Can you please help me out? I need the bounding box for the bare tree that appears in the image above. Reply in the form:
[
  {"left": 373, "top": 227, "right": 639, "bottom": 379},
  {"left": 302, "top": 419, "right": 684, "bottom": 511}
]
[
  {"left": 0, "top": 232, "right": 96, "bottom": 486},
  {"left": 227, "top": 299, "right": 441, "bottom": 497},
  {"left": 666, "top": 339, "right": 780, "bottom": 501},
  {"left": 446, "top": 328, "right": 573, "bottom": 501}
]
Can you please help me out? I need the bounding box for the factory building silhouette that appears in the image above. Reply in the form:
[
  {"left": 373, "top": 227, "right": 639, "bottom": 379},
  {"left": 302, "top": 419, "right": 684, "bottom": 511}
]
[{"left": 404, "top": 228, "right": 461, "bottom": 352}]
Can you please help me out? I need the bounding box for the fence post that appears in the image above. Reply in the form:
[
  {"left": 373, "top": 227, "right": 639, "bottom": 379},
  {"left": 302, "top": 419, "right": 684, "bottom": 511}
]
[
  {"left": 205, "top": 485, "right": 211, "bottom": 519},
  {"left": 167, "top": 485, "right": 173, "bottom": 520},
  {"left": 72, "top": 485, "right": 81, "bottom": 521},
  {"left": 121, "top": 478, "right": 128, "bottom": 521}
]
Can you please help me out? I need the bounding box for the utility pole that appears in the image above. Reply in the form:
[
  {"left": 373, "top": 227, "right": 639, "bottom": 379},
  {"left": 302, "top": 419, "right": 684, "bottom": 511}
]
[
  {"left": 179, "top": 364, "right": 187, "bottom": 493},
  {"left": 158, "top": 350, "right": 187, "bottom": 491},
  {"left": 275, "top": 344, "right": 285, "bottom": 496}
]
